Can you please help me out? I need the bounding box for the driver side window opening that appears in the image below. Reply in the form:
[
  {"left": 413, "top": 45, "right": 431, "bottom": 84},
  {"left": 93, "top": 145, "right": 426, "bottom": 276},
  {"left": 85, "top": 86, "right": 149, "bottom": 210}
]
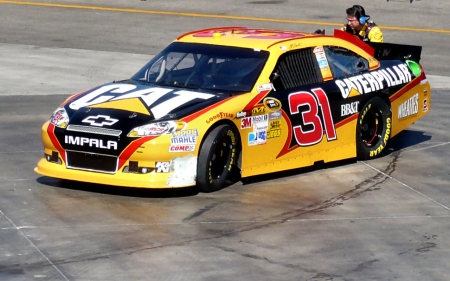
[
  {"left": 270, "top": 48, "right": 323, "bottom": 91},
  {"left": 324, "top": 46, "right": 369, "bottom": 79}
]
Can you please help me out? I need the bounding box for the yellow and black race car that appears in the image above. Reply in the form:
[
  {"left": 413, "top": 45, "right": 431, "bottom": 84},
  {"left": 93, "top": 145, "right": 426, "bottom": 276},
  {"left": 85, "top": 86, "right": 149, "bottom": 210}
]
[{"left": 35, "top": 27, "right": 431, "bottom": 192}]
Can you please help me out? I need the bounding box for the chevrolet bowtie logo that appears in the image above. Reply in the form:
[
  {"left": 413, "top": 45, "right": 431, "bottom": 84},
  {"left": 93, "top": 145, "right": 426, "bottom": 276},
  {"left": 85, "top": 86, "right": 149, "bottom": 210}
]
[{"left": 82, "top": 115, "right": 119, "bottom": 127}]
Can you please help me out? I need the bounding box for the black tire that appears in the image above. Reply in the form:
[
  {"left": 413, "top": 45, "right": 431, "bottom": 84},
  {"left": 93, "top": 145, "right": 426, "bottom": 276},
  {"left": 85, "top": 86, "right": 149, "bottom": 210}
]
[
  {"left": 197, "top": 125, "right": 239, "bottom": 192},
  {"left": 356, "top": 97, "right": 392, "bottom": 160}
]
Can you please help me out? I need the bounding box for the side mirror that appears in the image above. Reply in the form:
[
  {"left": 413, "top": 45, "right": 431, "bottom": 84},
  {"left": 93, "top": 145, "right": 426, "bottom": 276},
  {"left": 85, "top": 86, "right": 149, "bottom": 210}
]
[{"left": 270, "top": 72, "right": 281, "bottom": 82}]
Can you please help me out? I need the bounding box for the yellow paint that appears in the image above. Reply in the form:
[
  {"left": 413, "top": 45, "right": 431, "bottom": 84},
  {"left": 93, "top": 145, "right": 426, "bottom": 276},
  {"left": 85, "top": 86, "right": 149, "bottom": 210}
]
[
  {"left": 90, "top": 98, "right": 151, "bottom": 115},
  {"left": 348, "top": 88, "right": 361, "bottom": 98}
]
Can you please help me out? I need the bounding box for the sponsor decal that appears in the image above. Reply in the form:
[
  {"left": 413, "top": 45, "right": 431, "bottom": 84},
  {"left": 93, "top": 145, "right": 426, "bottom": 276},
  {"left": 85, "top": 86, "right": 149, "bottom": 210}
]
[
  {"left": 248, "top": 130, "right": 267, "bottom": 146},
  {"left": 206, "top": 112, "right": 234, "bottom": 124},
  {"left": 82, "top": 115, "right": 119, "bottom": 127},
  {"left": 236, "top": 111, "right": 250, "bottom": 118},
  {"left": 170, "top": 136, "right": 197, "bottom": 145},
  {"left": 269, "top": 110, "right": 282, "bottom": 120},
  {"left": 252, "top": 114, "right": 269, "bottom": 131},
  {"left": 52, "top": 111, "right": 65, "bottom": 123},
  {"left": 267, "top": 129, "right": 281, "bottom": 139},
  {"left": 172, "top": 129, "right": 198, "bottom": 137},
  {"left": 318, "top": 59, "right": 328, "bottom": 67},
  {"left": 341, "top": 101, "right": 360, "bottom": 117},
  {"left": 256, "top": 83, "right": 274, "bottom": 93},
  {"left": 314, "top": 46, "right": 332, "bottom": 81},
  {"left": 313, "top": 47, "right": 324, "bottom": 53},
  {"left": 423, "top": 98, "right": 428, "bottom": 112},
  {"left": 241, "top": 117, "right": 253, "bottom": 129},
  {"left": 69, "top": 84, "right": 215, "bottom": 119},
  {"left": 252, "top": 105, "right": 265, "bottom": 115},
  {"left": 155, "top": 162, "right": 170, "bottom": 173},
  {"left": 398, "top": 93, "right": 419, "bottom": 119},
  {"left": 169, "top": 145, "right": 195, "bottom": 152},
  {"left": 64, "top": 135, "right": 117, "bottom": 150},
  {"left": 253, "top": 120, "right": 268, "bottom": 131},
  {"left": 336, "top": 63, "right": 412, "bottom": 99},
  {"left": 252, "top": 114, "right": 268, "bottom": 123},
  {"left": 263, "top": 97, "right": 282, "bottom": 112},
  {"left": 270, "top": 120, "right": 281, "bottom": 129}
]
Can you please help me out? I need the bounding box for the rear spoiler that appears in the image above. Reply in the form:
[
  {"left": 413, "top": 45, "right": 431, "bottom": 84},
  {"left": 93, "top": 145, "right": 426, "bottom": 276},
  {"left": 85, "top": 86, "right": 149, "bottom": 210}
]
[
  {"left": 333, "top": 29, "right": 422, "bottom": 63},
  {"left": 367, "top": 42, "right": 422, "bottom": 63}
]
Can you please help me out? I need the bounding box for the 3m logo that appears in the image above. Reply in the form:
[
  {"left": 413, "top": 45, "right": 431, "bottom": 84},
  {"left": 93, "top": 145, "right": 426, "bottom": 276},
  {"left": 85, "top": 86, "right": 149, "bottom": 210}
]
[
  {"left": 82, "top": 115, "right": 118, "bottom": 127},
  {"left": 241, "top": 117, "right": 252, "bottom": 129}
]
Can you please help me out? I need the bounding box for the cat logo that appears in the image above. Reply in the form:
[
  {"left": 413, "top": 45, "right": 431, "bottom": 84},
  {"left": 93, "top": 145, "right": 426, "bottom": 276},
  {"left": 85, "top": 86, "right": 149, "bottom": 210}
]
[{"left": 263, "top": 98, "right": 282, "bottom": 112}]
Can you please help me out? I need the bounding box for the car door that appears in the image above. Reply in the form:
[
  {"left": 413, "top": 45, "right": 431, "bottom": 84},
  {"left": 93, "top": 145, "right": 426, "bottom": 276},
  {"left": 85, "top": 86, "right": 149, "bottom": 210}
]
[{"left": 266, "top": 45, "right": 369, "bottom": 163}]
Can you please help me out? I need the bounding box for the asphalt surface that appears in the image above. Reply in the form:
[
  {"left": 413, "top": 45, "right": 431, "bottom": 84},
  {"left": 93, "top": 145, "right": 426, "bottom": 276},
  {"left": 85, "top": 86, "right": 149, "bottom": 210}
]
[{"left": 1, "top": 1, "right": 450, "bottom": 280}]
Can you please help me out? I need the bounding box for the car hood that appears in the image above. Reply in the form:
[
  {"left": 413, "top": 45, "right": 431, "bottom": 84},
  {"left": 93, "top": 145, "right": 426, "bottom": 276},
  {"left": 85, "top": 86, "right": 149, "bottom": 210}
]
[
  {"left": 65, "top": 81, "right": 231, "bottom": 121},
  {"left": 55, "top": 81, "right": 240, "bottom": 156}
]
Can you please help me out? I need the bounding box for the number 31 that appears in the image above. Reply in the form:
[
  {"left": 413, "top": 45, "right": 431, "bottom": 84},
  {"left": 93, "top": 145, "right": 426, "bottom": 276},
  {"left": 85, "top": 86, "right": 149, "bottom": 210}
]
[{"left": 288, "top": 88, "right": 337, "bottom": 146}]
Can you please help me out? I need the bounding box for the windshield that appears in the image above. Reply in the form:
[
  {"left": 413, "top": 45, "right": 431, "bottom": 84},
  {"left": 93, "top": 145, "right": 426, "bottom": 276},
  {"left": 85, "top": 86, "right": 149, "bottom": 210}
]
[{"left": 131, "top": 42, "right": 269, "bottom": 92}]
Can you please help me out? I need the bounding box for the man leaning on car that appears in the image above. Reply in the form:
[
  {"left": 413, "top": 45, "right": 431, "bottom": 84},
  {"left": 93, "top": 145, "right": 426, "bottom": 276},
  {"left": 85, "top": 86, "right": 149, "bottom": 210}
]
[{"left": 342, "top": 5, "right": 384, "bottom": 42}]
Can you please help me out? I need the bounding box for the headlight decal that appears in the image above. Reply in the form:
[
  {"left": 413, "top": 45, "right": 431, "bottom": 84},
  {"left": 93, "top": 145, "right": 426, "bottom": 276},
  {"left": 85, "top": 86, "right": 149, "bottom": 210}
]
[
  {"left": 127, "top": 121, "right": 186, "bottom": 137},
  {"left": 50, "top": 107, "right": 70, "bottom": 128}
]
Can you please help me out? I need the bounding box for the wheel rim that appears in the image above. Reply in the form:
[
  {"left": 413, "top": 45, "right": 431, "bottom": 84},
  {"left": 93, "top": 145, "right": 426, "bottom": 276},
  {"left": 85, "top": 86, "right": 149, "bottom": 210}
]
[
  {"left": 360, "top": 109, "right": 383, "bottom": 147},
  {"left": 210, "top": 135, "right": 232, "bottom": 180}
]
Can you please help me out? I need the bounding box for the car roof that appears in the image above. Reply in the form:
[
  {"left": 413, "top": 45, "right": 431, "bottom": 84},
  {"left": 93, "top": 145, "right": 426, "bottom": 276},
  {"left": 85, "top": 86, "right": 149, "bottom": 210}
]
[{"left": 175, "top": 26, "right": 322, "bottom": 50}]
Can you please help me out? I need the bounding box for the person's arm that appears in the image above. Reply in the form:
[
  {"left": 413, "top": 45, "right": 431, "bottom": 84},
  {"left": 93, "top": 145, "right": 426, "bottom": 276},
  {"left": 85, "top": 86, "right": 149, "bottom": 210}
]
[{"left": 368, "top": 26, "right": 383, "bottom": 42}]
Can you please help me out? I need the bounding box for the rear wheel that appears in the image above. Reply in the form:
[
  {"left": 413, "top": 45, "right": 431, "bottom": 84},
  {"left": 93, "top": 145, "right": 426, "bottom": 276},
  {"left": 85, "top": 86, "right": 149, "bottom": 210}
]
[
  {"left": 197, "top": 125, "right": 239, "bottom": 192},
  {"left": 356, "top": 97, "right": 392, "bottom": 160}
]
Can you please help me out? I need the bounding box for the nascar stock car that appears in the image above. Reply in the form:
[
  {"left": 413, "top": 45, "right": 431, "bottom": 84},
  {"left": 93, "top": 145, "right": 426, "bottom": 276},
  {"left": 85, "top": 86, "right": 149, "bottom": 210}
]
[{"left": 35, "top": 26, "right": 431, "bottom": 192}]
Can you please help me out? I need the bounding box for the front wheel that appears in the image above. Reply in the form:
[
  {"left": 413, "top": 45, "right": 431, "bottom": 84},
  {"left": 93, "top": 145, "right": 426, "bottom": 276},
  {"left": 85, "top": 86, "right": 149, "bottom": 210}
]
[
  {"left": 356, "top": 97, "right": 392, "bottom": 160},
  {"left": 197, "top": 125, "right": 239, "bottom": 192}
]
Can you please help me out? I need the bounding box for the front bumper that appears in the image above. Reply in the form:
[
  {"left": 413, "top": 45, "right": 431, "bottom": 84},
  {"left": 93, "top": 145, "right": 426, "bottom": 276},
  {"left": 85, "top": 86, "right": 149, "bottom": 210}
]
[
  {"left": 36, "top": 122, "right": 199, "bottom": 188},
  {"left": 35, "top": 156, "right": 197, "bottom": 188}
]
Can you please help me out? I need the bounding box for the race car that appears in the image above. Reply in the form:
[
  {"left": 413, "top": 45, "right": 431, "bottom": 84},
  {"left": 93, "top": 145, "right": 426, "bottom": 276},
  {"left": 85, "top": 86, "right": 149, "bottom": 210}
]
[{"left": 35, "top": 26, "right": 431, "bottom": 192}]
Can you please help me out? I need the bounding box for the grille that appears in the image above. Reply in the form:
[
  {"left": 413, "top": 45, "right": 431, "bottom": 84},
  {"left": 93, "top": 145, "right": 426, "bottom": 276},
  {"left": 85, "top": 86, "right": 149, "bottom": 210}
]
[
  {"left": 66, "top": 151, "right": 118, "bottom": 173},
  {"left": 66, "top": 125, "right": 122, "bottom": 137}
]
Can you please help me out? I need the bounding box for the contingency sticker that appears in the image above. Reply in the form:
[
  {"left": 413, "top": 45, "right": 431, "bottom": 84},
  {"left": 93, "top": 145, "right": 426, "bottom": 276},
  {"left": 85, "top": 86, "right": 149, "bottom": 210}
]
[{"left": 313, "top": 46, "right": 333, "bottom": 81}]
